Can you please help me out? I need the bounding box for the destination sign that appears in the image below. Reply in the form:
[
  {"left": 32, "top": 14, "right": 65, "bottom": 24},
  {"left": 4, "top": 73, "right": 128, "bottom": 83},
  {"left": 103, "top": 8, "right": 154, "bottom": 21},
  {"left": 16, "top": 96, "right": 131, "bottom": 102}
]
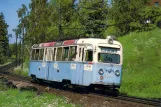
[{"left": 101, "top": 47, "right": 119, "bottom": 53}]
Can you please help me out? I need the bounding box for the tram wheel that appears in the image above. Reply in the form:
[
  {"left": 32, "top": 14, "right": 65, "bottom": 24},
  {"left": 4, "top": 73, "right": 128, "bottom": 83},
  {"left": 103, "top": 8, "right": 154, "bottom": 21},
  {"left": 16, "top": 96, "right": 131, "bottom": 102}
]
[{"left": 86, "top": 85, "right": 95, "bottom": 92}]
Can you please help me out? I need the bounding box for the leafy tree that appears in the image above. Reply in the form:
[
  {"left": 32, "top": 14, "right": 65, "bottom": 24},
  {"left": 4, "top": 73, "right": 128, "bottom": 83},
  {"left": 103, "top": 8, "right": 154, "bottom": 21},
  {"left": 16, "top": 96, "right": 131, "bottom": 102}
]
[
  {"left": 0, "top": 12, "right": 9, "bottom": 64},
  {"left": 14, "top": 4, "right": 29, "bottom": 67},
  {"left": 28, "top": 0, "right": 50, "bottom": 43},
  {"left": 47, "top": 0, "right": 82, "bottom": 38},
  {"left": 142, "top": 6, "right": 161, "bottom": 29},
  {"left": 61, "top": 0, "right": 85, "bottom": 37},
  {"left": 78, "top": 0, "right": 109, "bottom": 38},
  {"left": 108, "top": 0, "right": 150, "bottom": 36}
]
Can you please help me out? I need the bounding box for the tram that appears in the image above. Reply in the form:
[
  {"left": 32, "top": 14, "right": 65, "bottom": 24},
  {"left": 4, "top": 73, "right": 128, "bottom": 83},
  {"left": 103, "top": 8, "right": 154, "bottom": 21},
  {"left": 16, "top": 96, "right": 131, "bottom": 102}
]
[{"left": 29, "top": 36, "right": 123, "bottom": 90}]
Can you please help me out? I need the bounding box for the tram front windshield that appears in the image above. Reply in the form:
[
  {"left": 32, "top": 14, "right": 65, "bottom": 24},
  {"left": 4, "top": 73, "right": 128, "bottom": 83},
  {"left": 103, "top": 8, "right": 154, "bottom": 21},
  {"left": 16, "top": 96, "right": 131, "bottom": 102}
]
[
  {"left": 98, "top": 53, "right": 120, "bottom": 64},
  {"left": 98, "top": 47, "right": 120, "bottom": 64}
]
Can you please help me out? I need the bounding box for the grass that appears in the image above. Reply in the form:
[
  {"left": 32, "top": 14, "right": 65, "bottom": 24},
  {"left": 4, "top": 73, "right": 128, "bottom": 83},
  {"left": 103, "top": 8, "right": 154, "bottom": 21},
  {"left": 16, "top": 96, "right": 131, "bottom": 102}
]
[
  {"left": 119, "top": 29, "right": 161, "bottom": 98},
  {"left": 0, "top": 89, "right": 79, "bottom": 107},
  {"left": 0, "top": 71, "right": 80, "bottom": 107},
  {"left": 13, "top": 63, "right": 29, "bottom": 77}
]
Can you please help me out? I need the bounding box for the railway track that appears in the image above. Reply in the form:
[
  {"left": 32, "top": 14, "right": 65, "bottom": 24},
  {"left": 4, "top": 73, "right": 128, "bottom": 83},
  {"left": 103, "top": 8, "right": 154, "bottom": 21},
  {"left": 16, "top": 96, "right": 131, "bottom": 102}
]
[
  {"left": 0, "top": 61, "right": 160, "bottom": 107},
  {"left": 117, "top": 95, "right": 160, "bottom": 106},
  {"left": 88, "top": 91, "right": 161, "bottom": 107}
]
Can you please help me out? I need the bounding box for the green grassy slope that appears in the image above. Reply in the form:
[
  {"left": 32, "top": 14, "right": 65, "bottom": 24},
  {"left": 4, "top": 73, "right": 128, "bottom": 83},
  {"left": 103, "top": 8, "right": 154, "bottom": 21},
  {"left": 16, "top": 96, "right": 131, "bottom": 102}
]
[
  {"left": 119, "top": 29, "right": 161, "bottom": 98},
  {"left": 0, "top": 89, "right": 78, "bottom": 107}
]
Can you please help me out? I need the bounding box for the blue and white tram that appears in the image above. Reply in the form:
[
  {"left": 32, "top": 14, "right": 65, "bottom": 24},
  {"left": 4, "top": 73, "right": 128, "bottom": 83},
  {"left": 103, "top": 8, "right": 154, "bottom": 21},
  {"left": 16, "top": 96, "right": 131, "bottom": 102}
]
[{"left": 29, "top": 36, "right": 123, "bottom": 89}]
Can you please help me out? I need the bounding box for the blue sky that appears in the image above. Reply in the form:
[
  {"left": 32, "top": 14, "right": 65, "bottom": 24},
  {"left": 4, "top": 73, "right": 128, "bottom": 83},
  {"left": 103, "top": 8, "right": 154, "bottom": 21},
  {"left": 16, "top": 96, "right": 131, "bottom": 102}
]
[{"left": 0, "top": 0, "right": 31, "bottom": 44}]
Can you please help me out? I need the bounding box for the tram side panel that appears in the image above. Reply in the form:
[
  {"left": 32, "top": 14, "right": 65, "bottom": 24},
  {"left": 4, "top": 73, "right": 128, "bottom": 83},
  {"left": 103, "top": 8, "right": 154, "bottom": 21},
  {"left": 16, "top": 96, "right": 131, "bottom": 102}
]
[
  {"left": 29, "top": 61, "right": 49, "bottom": 80},
  {"left": 70, "top": 62, "right": 85, "bottom": 85},
  {"left": 48, "top": 61, "right": 87, "bottom": 85},
  {"left": 48, "top": 61, "right": 71, "bottom": 82},
  {"left": 82, "top": 63, "right": 93, "bottom": 86},
  {"left": 76, "top": 62, "right": 84, "bottom": 85}
]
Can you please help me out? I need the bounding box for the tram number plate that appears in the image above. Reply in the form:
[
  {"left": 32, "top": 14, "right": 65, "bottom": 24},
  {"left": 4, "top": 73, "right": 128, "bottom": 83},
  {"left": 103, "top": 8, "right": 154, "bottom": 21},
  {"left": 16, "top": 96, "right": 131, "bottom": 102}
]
[
  {"left": 53, "top": 63, "right": 58, "bottom": 69},
  {"left": 84, "top": 64, "right": 93, "bottom": 71},
  {"left": 71, "top": 63, "right": 76, "bottom": 69},
  {"left": 42, "top": 62, "right": 46, "bottom": 67}
]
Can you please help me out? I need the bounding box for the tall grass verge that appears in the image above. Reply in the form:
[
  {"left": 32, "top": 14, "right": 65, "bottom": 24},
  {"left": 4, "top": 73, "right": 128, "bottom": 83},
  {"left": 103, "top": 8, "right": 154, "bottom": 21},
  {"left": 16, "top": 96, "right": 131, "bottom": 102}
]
[
  {"left": 119, "top": 29, "right": 161, "bottom": 98},
  {"left": 0, "top": 78, "right": 80, "bottom": 107},
  {"left": 0, "top": 89, "right": 79, "bottom": 107},
  {"left": 13, "top": 63, "right": 29, "bottom": 76}
]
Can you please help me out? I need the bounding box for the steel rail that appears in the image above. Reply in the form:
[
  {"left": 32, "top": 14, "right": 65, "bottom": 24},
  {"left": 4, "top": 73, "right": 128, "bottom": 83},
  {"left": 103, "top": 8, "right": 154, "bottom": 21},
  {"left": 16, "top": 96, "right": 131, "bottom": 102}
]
[
  {"left": 116, "top": 95, "right": 160, "bottom": 106},
  {"left": 87, "top": 90, "right": 161, "bottom": 106}
]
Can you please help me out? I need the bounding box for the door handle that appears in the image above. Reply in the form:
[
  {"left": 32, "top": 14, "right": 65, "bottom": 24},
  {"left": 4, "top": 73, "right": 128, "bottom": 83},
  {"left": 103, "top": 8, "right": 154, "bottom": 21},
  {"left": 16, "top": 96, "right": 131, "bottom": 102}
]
[{"left": 57, "top": 68, "right": 59, "bottom": 72}]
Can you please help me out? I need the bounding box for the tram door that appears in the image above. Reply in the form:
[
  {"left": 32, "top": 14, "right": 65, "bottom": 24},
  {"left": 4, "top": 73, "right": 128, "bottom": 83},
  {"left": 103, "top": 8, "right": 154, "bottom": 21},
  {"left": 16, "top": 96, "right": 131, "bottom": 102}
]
[
  {"left": 42, "top": 48, "right": 51, "bottom": 80},
  {"left": 75, "top": 46, "right": 86, "bottom": 85}
]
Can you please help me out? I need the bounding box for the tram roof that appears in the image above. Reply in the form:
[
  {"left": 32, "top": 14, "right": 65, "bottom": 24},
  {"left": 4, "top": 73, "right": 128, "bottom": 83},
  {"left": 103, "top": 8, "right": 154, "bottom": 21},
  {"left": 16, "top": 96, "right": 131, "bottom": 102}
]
[{"left": 32, "top": 38, "right": 121, "bottom": 48}]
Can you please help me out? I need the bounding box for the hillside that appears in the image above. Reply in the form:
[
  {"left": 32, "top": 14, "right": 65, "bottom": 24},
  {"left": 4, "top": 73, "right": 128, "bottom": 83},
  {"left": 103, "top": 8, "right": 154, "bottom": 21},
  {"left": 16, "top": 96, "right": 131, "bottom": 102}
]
[{"left": 119, "top": 29, "right": 161, "bottom": 98}]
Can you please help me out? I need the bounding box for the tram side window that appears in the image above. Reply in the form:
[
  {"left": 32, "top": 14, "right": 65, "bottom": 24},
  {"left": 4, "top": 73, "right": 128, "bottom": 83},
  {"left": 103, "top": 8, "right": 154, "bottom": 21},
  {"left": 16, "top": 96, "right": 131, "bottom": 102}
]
[
  {"left": 31, "top": 49, "right": 35, "bottom": 60},
  {"left": 31, "top": 49, "right": 39, "bottom": 60},
  {"left": 47, "top": 49, "right": 52, "bottom": 61},
  {"left": 82, "top": 48, "right": 84, "bottom": 61},
  {"left": 79, "top": 48, "right": 81, "bottom": 58},
  {"left": 52, "top": 48, "right": 56, "bottom": 61},
  {"left": 39, "top": 49, "right": 44, "bottom": 60},
  {"left": 85, "top": 50, "right": 93, "bottom": 62},
  {"left": 62, "top": 47, "right": 69, "bottom": 61},
  {"left": 56, "top": 47, "right": 62, "bottom": 61},
  {"left": 69, "top": 46, "right": 77, "bottom": 61},
  {"left": 35, "top": 49, "right": 39, "bottom": 60},
  {"left": 49, "top": 49, "right": 53, "bottom": 61}
]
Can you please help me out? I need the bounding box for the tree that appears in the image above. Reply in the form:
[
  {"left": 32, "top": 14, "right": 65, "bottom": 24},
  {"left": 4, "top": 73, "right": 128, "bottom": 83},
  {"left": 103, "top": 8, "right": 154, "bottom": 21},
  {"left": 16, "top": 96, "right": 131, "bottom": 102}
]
[
  {"left": 108, "top": 0, "right": 150, "bottom": 36},
  {"left": 15, "top": 4, "right": 29, "bottom": 68},
  {"left": 28, "top": 0, "right": 50, "bottom": 43},
  {"left": 47, "top": 0, "right": 82, "bottom": 39},
  {"left": 0, "top": 12, "right": 9, "bottom": 64},
  {"left": 78, "top": 0, "right": 109, "bottom": 38},
  {"left": 142, "top": 6, "right": 161, "bottom": 29}
]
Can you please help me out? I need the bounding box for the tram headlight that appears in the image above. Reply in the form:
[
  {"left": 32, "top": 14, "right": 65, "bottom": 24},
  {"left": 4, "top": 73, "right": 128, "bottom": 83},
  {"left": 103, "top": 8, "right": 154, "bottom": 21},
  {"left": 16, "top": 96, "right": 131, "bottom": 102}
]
[
  {"left": 108, "top": 38, "right": 113, "bottom": 44},
  {"left": 98, "top": 69, "right": 104, "bottom": 75},
  {"left": 114, "top": 70, "right": 120, "bottom": 76}
]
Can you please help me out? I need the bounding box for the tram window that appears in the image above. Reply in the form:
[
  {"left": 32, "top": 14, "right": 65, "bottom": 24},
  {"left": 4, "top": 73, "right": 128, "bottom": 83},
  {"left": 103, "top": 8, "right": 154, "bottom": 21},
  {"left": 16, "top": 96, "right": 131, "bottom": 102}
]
[
  {"left": 47, "top": 49, "right": 53, "bottom": 61},
  {"left": 47, "top": 49, "right": 52, "bottom": 61},
  {"left": 79, "top": 48, "right": 81, "bottom": 57},
  {"left": 69, "top": 46, "right": 77, "bottom": 61},
  {"left": 52, "top": 48, "right": 56, "bottom": 61},
  {"left": 31, "top": 49, "right": 35, "bottom": 60},
  {"left": 98, "top": 53, "right": 120, "bottom": 64},
  {"left": 62, "top": 47, "right": 69, "bottom": 61},
  {"left": 39, "top": 49, "right": 44, "bottom": 60},
  {"left": 50, "top": 49, "right": 53, "bottom": 61},
  {"left": 82, "top": 48, "right": 84, "bottom": 61},
  {"left": 44, "top": 49, "right": 47, "bottom": 61},
  {"left": 85, "top": 50, "right": 93, "bottom": 62},
  {"left": 35, "top": 49, "right": 39, "bottom": 60},
  {"left": 56, "top": 47, "right": 62, "bottom": 61}
]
